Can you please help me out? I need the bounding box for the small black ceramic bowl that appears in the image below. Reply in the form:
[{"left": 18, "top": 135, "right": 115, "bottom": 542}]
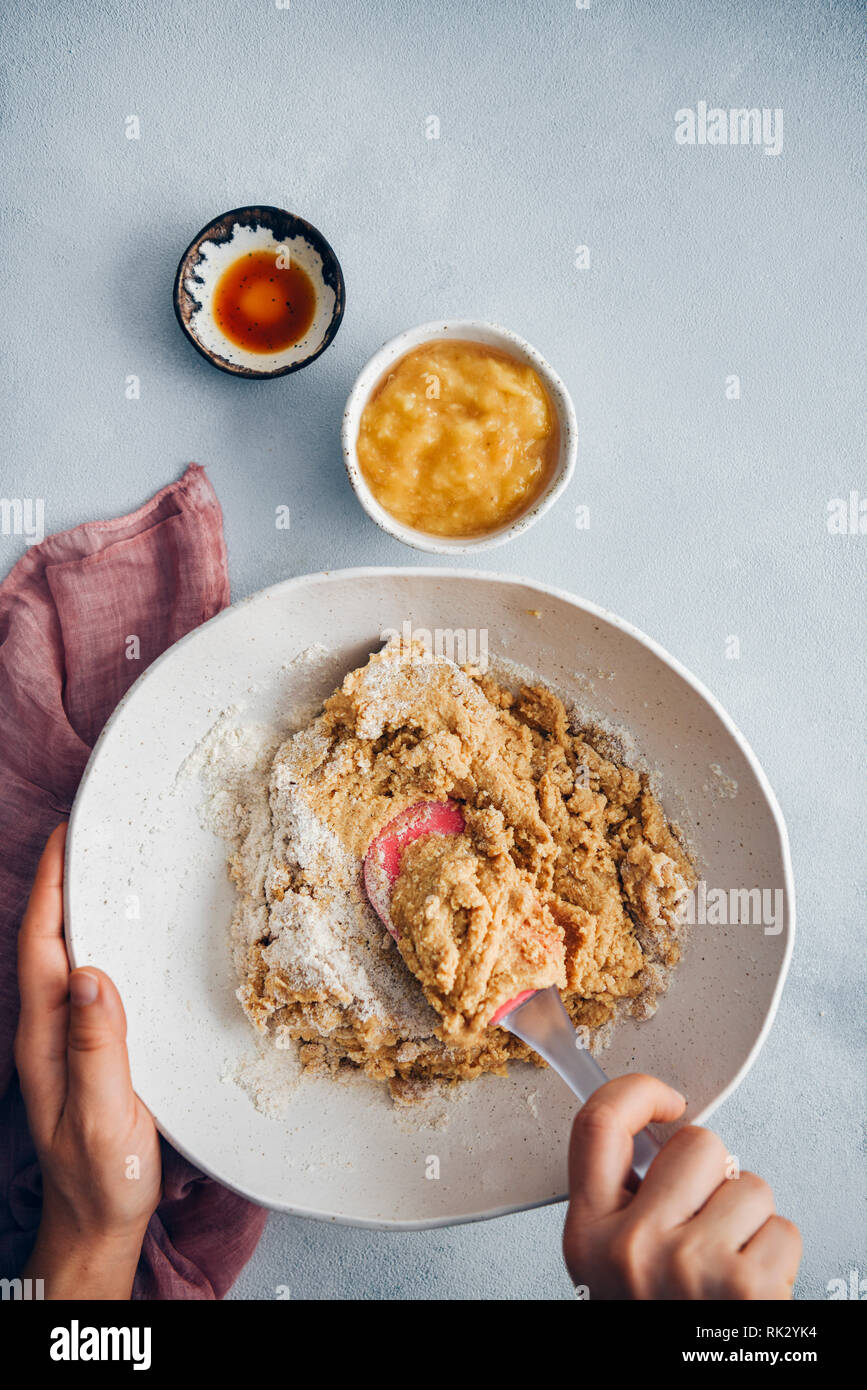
[{"left": 173, "top": 205, "right": 345, "bottom": 378}]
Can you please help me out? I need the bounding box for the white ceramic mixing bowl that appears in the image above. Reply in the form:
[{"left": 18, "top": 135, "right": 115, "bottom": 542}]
[{"left": 65, "top": 569, "right": 793, "bottom": 1227}]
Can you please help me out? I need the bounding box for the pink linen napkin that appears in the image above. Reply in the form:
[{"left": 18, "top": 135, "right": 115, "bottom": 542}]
[{"left": 0, "top": 464, "right": 266, "bottom": 1298}]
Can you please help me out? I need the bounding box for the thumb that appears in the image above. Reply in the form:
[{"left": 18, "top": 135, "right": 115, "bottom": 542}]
[{"left": 66, "top": 969, "right": 137, "bottom": 1125}]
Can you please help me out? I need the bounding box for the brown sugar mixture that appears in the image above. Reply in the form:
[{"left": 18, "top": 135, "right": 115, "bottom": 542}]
[{"left": 230, "top": 639, "right": 695, "bottom": 1102}]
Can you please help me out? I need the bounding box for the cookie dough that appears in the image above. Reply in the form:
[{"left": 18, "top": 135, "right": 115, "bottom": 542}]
[
  {"left": 391, "top": 806, "right": 566, "bottom": 1042},
  {"left": 233, "top": 639, "right": 695, "bottom": 1100}
]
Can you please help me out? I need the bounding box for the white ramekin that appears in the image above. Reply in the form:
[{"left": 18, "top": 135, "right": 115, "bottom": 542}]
[{"left": 340, "top": 319, "right": 578, "bottom": 554}]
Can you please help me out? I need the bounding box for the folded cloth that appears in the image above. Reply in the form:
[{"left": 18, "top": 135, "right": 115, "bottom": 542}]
[{"left": 0, "top": 464, "right": 266, "bottom": 1298}]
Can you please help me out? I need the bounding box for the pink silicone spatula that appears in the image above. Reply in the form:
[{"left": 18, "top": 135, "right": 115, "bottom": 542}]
[{"left": 364, "top": 799, "right": 661, "bottom": 1182}]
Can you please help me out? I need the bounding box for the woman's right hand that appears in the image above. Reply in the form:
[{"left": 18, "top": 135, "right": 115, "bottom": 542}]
[{"left": 562, "top": 1075, "right": 802, "bottom": 1299}]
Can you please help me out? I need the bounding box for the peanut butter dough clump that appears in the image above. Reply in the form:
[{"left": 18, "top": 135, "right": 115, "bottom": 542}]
[{"left": 391, "top": 806, "right": 566, "bottom": 1043}]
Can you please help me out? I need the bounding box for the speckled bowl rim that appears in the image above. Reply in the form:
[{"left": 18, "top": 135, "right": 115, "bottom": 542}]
[
  {"left": 341, "top": 321, "right": 578, "bottom": 553},
  {"left": 172, "top": 205, "right": 346, "bottom": 378},
  {"left": 64, "top": 567, "right": 795, "bottom": 1230}
]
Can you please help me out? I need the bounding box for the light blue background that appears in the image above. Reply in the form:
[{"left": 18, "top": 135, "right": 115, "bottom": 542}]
[{"left": 2, "top": 0, "right": 864, "bottom": 1300}]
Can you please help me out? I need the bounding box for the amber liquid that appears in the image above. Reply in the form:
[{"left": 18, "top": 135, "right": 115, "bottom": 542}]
[{"left": 212, "top": 250, "right": 317, "bottom": 353}]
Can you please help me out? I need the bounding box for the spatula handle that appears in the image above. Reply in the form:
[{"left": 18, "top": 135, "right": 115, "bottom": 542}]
[{"left": 502, "top": 986, "right": 661, "bottom": 1182}]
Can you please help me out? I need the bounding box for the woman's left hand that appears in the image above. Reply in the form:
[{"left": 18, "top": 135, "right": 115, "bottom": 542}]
[{"left": 15, "top": 824, "right": 162, "bottom": 1299}]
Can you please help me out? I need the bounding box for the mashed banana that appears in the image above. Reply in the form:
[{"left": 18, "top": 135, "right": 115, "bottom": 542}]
[{"left": 356, "top": 339, "right": 558, "bottom": 538}]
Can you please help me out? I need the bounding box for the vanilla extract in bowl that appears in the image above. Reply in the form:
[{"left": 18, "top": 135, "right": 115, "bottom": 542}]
[{"left": 213, "top": 250, "right": 317, "bottom": 354}]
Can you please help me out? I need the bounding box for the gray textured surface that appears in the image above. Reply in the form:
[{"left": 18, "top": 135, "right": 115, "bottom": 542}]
[{"left": 2, "top": 0, "right": 864, "bottom": 1300}]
